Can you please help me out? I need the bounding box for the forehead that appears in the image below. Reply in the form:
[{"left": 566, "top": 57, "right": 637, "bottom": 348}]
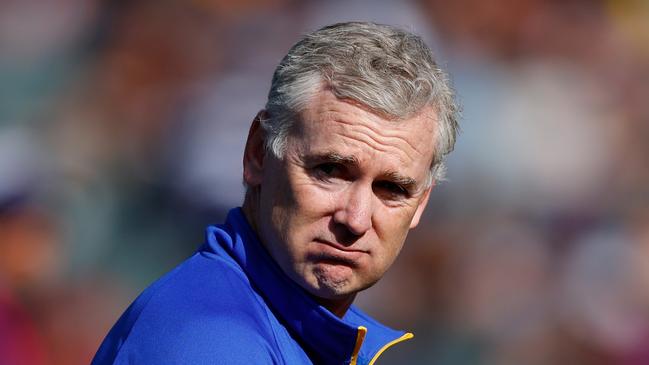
[{"left": 290, "top": 91, "right": 438, "bottom": 169}]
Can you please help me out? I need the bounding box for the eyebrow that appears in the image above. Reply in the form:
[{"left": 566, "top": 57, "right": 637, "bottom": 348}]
[
  {"left": 315, "top": 152, "right": 360, "bottom": 166},
  {"left": 305, "top": 151, "right": 420, "bottom": 191}
]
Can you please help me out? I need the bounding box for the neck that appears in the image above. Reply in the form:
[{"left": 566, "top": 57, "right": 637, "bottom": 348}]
[
  {"left": 317, "top": 294, "right": 356, "bottom": 318},
  {"left": 241, "top": 191, "right": 259, "bottom": 235}
]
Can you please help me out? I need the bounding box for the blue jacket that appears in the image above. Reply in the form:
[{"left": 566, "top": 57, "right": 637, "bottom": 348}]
[{"left": 92, "top": 208, "right": 412, "bottom": 364}]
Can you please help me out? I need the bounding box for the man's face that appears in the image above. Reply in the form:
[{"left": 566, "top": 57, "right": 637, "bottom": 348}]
[{"left": 246, "top": 91, "right": 436, "bottom": 303}]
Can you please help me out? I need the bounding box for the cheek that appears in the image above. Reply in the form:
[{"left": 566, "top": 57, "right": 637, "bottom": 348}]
[
  {"left": 374, "top": 206, "right": 414, "bottom": 241},
  {"left": 259, "top": 166, "right": 296, "bottom": 248},
  {"left": 269, "top": 177, "right": 335, "bottom": 247},
  {"left": 290, "top": 179, "right": 339, "bottom": 218},
  {"left": 372, "top": 208, "right": 413, "bottom": 261}
]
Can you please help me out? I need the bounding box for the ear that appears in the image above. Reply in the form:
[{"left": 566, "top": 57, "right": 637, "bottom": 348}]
[
  {"left": 243, "top": 111, "right": 267, "bottom": 187},
  {"left": 409, "top": 184, "right": 433, "bottom": 229}
]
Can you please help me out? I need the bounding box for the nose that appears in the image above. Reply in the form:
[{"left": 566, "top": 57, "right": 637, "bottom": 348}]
[{"left": 332, "top": 184, "right": 373, "bottom": 237}]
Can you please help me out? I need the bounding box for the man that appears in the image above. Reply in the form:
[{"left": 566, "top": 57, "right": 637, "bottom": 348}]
[{"left": 92, "top": 22, "right": 459, "bottom": 365}]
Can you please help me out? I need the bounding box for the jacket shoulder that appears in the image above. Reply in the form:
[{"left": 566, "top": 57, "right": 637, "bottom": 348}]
[
  {"left": 113, "top": 313, "right": 281, "bottom": 364},
  {"left": 93, "top": 252, "right": 281, "bottom": 364}
]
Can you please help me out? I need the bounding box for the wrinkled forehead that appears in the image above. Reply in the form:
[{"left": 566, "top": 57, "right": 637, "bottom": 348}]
[
  {"left": 292, "top": 90, "right": 438, "bottom": 135},
  {"left": 290, "top": 92, "right": 439, "bottom": 172}
]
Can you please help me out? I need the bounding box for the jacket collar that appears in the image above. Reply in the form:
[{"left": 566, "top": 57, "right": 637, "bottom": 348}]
[{"left": 203, "top": 208, "right": 411, "bottom": 365}]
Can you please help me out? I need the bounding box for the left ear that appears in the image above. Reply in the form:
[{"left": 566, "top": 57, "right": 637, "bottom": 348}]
[
  {"left": 409, "top": 184, "right": 433, "bottom": 229},
  {"left": 242, "top": 111, "right": 267, "bottom": 188}
]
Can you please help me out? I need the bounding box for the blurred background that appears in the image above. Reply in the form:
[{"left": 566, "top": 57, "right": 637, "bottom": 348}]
[{"left": 1, "top": 0, "right": 648, "bottom": 364}]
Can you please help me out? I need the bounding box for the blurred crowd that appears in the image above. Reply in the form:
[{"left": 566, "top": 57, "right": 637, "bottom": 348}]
[{"left": 0, "top": 0, "right": 647, "bottom": 364}]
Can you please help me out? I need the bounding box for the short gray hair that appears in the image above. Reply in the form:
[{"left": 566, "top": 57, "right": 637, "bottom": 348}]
[{"left": 261, "top": 22, "right": 459, "bottom": 184}]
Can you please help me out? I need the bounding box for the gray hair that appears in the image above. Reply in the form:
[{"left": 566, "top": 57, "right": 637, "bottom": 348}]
[{"left": 261, "top": 22, "right": 459, "bottom": 185}]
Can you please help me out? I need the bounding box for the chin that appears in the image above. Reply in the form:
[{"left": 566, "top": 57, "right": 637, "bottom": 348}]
[{"left": 308, "top": 264, "right": 359, "bottom": 298}]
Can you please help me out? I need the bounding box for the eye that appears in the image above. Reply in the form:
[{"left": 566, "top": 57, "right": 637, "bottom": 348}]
[
  {"left": 373, "top": 181, "right": 409, "bottom": 199},
  {"left": 315, "top": 163, "right": 338, "bottom": 176},
  {"left": 312, "top": 163, "right": 345, "bottom": 180}
]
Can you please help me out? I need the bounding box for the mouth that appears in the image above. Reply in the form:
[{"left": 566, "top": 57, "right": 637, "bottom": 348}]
[{"left": 310, "top": 239, "right": 367, "bottom": 266}]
